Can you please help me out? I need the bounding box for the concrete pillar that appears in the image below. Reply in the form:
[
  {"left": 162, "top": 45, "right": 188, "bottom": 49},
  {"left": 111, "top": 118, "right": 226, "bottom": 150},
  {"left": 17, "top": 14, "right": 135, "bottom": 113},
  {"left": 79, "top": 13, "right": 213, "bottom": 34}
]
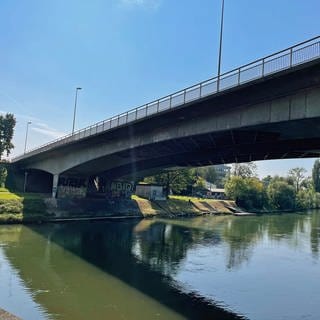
[{"left": 52, "top": 174, "right": 59, "bottom": 198}]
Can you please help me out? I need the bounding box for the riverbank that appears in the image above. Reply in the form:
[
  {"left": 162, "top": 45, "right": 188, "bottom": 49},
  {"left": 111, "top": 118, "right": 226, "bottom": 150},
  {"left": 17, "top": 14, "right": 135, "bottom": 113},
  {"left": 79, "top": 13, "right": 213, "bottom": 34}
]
[
  {"left": 0, "top": 190, "right": 241, "bottom": 224},
  {"left": 133, "top": 195, "right": 238, "bottom": 217},
  {"left": 0, "top": 308, "right": 21, "bottom": 320},
  {"left": 0, "top": 189, "right": 49, "bottom": 224}
]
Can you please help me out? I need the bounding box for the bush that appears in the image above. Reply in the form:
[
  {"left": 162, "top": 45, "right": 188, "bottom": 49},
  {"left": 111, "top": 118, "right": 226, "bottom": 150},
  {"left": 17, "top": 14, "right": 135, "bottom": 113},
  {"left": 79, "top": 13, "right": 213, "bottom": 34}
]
[
  {"left": 267, "top": 181, "right": 296, "bottom": 210},
  {"left": 0, "top": 199, "right": 23, "bottom": 214},
  {"left": 296, "top": 189, "right": 320, "bottom": 209},
  {"left": 0, "top": 165, "right": 7, "bottom": 188},
  {"left": 225, "top": 176, "right": 267, "bottom": 210}
]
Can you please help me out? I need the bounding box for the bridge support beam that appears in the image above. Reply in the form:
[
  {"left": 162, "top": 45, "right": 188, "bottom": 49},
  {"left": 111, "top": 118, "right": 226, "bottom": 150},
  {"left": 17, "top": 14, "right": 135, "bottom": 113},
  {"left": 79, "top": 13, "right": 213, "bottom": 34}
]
[{"left": 52, "top": 174, "right": 59, "bottom": 198}]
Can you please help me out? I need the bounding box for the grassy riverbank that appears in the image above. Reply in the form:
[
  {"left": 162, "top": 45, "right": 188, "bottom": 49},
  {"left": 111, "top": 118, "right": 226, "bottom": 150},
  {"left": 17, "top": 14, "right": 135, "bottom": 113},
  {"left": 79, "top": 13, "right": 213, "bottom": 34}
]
[
  {"left": 0, "top": 189, "right": 239, "bottom": 224},
  {"left": 133, "top": 195, "right": 237, "bottom": 217},
  {"left": 0, "top": 189, "right": 50, "bottom": 223}
]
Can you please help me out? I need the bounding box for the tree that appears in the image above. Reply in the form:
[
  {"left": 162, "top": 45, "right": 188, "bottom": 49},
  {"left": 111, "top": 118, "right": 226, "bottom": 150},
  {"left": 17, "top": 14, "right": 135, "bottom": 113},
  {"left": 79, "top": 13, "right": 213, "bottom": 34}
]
[
  {"left": 0, "top": 165, "right": 7, "bottom": 187},
  {"left": 296, "top": 188, "right": 320, "bottom": 210},
  {"left": 231, "top": 162, "right": 257, "bottom": 178},
  {"left": 0, "top": 114, "right": 16, "bottom": 188},
  {"left": 193, "top": 176, "right": 206, "bottom": 194},
  {"left": 262, "top": 175, "right": 273, "bottom": 188},
  {"left": 204, "top": 167, "right": 217, "bottom": 184},
  {"left": 225, "top": 176, "right": 267, "bottom": 210},
  {"left": 144, "top": 168, "right": 196, "bottom": 196},
  {"left": 312, "top": 159, "right": 320, "bottom": 192},
  {"left": 0, "top": 113, "right": 16, "bottom": 159},
  {"left": 267, "top": 181, "right": 296, "bottom": 210},
  {"left": 288, "top": 167, "right": 307, "bottom": 193}
]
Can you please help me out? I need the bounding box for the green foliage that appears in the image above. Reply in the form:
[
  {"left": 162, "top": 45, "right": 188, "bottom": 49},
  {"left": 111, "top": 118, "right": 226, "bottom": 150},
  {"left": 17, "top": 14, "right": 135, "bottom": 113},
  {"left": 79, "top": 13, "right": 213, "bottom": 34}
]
[
  {"left": 267, "top": 181, "right": 296, "bottom": 210},
  {"left": 225, "top": 176, "right": 266, "bottom": 210},
  {"left": 312, "top": 159, "right": 320, "bottom": 192},
  {"left": 231, "top": 162, "right": 257, "bottom": 178},
  {"left": 225, "top": 169, "right": 320, "bottom": 212},
  {"left": 288, "top": 167, "right": 307, "bottom": 193},
  {"left": 0, "top": 113, "right": 16, "bottom": 159},
  {"left": 0, "top": 165, "right": 8, "bottom": 188},
  {"left": 144, "top": 168, "right": 196, "bottom": 196},
  {"left": 193, "top": 176, "right": 206, "bottom": 193},
  {"left": 195, "top": 167, "right": 217, "bottom": 184},
  {"left": 0, "top": 199, "right": 23, "bottom": 214},
  {"left": 262, "top": 175, "right": 273, "bottom": 187},
  {"left": 296, "top": 188, "right": 320, "bottom": 210}
]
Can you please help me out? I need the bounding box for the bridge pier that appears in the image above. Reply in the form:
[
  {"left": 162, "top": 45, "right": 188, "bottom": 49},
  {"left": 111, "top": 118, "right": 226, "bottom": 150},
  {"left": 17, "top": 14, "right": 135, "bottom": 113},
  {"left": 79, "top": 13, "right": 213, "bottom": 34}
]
[{"left": 52, "top": 174, "right": 59, "bottom": 198}]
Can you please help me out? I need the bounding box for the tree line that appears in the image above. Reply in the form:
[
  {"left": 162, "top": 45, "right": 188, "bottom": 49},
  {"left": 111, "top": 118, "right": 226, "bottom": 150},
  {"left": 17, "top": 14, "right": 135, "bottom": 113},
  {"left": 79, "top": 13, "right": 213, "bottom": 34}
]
[
  {"left": 225, "top": 162, "right": 320, "bottom": 211},
  {"left": 142, "top": 160, "right": 320, "bottom": 212}
]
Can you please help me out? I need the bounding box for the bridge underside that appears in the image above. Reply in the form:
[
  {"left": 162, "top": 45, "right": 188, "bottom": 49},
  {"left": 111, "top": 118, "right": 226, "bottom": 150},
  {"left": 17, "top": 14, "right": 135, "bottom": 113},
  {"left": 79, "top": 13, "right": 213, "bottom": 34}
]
[
  {"left": 12, "top": 58, "right": 320, "bottom": 196},
  {"left": 63, "top": 116, "right": 320, "bottom": 180}
]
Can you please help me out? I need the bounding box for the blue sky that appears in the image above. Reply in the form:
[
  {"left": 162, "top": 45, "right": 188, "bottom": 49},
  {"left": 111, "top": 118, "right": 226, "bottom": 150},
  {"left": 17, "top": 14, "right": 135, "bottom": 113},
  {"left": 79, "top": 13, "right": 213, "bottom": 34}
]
[{"left": 1, "top": 0, "right": 320, "bottom": 177}]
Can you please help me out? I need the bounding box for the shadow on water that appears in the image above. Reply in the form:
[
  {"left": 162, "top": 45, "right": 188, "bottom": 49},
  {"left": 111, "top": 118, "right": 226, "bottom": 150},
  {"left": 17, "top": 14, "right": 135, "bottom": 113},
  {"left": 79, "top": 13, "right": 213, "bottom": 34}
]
[
  {"left": 2, "top": 210, "right": 320, "bottom": 319},
  {"left": 2, "top": 219, "right": 246, "bottom": 320}
]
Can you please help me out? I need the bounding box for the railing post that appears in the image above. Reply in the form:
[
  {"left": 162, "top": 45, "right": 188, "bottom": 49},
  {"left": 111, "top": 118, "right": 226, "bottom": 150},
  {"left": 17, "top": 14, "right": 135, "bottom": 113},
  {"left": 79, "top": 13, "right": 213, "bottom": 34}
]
[
  {"left": 199, "top": 84, "right": 202, "bottom": 98},
  {"left": 289, "top": 47, "right": 293, "bottom": 67},
  {"left": 237, "top": 68, "right": 241, "bottom": 85},
  {"left": 183, "top": 90, "right": 186, "bottom": 103},
  {"left": 126, "top": 112, "right": 128, "bottom": 124},
  {"left": 169, "top": 95, "right": 172, "bottom": 108},
  {"left": 262, "top": 58, "right": 265, "bottom": 77}
]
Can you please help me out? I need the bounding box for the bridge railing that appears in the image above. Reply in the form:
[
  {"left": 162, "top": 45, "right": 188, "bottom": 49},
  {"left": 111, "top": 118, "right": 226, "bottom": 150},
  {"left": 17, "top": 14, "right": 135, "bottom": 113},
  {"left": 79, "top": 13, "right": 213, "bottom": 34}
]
[{"left": 12, "top": 36, "right": 320, "bottom": 162}]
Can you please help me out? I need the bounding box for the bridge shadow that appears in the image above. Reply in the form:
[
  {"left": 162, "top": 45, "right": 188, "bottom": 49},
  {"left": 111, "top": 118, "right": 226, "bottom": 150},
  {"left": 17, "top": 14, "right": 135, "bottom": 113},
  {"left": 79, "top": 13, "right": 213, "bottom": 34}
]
[{"left": 3, "top": 219, "right": 247, "bottom": 320}]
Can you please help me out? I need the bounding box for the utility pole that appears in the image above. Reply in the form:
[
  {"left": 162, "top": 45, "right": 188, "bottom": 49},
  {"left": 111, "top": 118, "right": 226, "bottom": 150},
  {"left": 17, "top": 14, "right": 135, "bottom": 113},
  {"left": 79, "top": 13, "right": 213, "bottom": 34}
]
[
  {"left": 24, "top": 121, "right": 32, "bottom": 154},
  {"left": 217, "top": 0, "right": 225, "bottom": 91},
  {"left": 72, "top": 87, "right": 82, "bottom": 134}
]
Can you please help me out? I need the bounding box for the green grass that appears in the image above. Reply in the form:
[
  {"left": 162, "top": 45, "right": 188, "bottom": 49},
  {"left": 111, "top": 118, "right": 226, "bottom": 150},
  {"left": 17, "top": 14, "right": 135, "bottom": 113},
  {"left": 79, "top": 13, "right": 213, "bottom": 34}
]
[
  {"left": 0, "top": 190, "right": 50, "bottom": 223},
  {"left": 169, "top": 195, "right": 204, "bottom": 201},
  {"left": 0, "top": 190, "right": 21, "bottom": 200}
]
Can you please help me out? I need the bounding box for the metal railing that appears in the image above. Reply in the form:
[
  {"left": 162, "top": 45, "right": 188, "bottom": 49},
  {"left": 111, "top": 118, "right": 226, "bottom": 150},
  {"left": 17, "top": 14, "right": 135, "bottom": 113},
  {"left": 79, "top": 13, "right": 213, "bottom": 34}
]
[{"left": 12, "top": 36, "right": 320, "bottom": 162}]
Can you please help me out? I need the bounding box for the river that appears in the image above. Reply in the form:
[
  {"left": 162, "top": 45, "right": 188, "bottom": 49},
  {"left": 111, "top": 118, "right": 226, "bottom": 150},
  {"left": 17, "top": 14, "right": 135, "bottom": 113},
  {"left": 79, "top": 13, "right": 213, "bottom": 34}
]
[{"left": 0, "top": 210, "right": 319, "bottom": 320}]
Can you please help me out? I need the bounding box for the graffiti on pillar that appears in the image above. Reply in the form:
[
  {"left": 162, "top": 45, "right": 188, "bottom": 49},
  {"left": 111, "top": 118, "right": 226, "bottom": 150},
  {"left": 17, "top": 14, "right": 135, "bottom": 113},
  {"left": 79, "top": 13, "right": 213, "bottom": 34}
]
[
  {"left": 57, "top": 186, "right": 87, "bottom": 198},
  {"left": 57, "top": 176, "right": 87, "bottom": 198},
  {"left": 108, "top": 181, "right": 134, "bottom": 199}
]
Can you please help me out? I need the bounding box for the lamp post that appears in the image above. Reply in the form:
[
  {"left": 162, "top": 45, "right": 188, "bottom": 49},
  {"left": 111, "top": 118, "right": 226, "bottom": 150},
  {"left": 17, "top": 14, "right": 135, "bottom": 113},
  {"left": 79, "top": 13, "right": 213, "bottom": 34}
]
[
  {"left": 24, "top": 121, "right": 32, "bottom": 154},
  {"left": 72, "top": 87, "right": 82, "bottom": 134},
  {"left": 217, "top": 0, "right": 225, "bottom": 91}
]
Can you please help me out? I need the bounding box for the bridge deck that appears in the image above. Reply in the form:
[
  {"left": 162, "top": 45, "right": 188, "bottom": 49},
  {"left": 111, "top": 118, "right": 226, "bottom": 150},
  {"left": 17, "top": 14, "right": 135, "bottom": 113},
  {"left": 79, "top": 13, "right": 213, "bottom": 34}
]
[{"left": 12, "top": 36, "right": 320, "bottom": 162}]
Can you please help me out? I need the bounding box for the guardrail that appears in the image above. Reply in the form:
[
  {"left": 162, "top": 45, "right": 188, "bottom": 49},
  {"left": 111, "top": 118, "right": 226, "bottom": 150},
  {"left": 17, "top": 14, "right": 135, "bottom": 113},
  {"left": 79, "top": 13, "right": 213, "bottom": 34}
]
[{"left": 12, "top": 36, "right": 320, "bottom": 162}]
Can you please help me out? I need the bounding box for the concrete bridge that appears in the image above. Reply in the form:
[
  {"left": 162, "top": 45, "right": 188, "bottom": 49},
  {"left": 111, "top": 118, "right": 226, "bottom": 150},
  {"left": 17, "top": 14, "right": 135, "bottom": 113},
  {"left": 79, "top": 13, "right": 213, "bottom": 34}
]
[{"left": 12, "top": 36, "right": 320, "bottom": 197}]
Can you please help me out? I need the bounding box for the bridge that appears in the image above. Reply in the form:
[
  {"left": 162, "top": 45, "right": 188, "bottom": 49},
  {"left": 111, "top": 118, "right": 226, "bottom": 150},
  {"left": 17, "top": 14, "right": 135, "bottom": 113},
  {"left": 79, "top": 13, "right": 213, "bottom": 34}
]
[{"left": 12, "top": 36, "right": 320, "bottom": 197}]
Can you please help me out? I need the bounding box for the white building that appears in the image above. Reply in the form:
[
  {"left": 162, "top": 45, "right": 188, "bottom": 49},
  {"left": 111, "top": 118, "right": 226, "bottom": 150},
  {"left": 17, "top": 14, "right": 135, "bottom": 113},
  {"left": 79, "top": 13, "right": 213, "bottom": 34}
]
[{"left": 135, "top": 184, "right": 166, "bottom": 200}]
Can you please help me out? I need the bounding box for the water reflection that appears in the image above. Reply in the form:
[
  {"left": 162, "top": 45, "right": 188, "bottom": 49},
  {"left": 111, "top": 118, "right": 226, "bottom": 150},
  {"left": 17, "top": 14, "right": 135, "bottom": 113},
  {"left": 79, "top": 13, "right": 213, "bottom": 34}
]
[
  {"left": 0, "top": 210, "right": 319, "bottom": 320},
  {"left": 0, "top": 221, "right": 244, "bottom": 320}
]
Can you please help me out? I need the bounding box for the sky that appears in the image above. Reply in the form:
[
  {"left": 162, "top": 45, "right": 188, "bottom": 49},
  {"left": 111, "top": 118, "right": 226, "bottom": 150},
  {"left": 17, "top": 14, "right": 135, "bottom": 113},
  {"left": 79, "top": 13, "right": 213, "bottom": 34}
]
[{"left": 1, "top": 0, "right": 320, "bottom": 178}]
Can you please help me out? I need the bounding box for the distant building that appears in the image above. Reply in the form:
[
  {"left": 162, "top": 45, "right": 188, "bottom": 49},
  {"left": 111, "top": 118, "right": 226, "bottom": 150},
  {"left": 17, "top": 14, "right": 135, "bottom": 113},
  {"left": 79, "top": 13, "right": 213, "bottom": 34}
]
[
  {"left": 202, "top": 180, "right": 226, "bottom": 199},
  {"left": 214, "top": 164, "right": 231, "bottom": 176},
  {"left": 213, "top": 164, "right": 230, "bottom": 187},
  {"left": 209, "top": 188, "right": 226, "bottom": 199},
  {"left": 135, "top": 184, "right": 166, "bottom": 200}
]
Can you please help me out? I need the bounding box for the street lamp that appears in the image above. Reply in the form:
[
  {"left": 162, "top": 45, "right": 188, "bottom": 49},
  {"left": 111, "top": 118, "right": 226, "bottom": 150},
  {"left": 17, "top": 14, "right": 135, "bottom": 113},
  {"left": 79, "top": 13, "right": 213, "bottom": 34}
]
[
  {"left": 217, "top": 0, "right": 225, "bottom": 90},
  {"left": 72, "top": 87, "right": 82, "bottom": 134},
  {"left": 24, "top": 121, "right": 32, "bottom": 154}
]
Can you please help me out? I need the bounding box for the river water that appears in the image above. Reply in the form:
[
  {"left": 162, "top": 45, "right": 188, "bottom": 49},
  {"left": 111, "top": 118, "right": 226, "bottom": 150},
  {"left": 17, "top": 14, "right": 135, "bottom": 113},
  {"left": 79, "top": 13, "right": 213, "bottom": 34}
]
[{"left": 0, "top": 210, "right": 319, "bottom": 320}]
